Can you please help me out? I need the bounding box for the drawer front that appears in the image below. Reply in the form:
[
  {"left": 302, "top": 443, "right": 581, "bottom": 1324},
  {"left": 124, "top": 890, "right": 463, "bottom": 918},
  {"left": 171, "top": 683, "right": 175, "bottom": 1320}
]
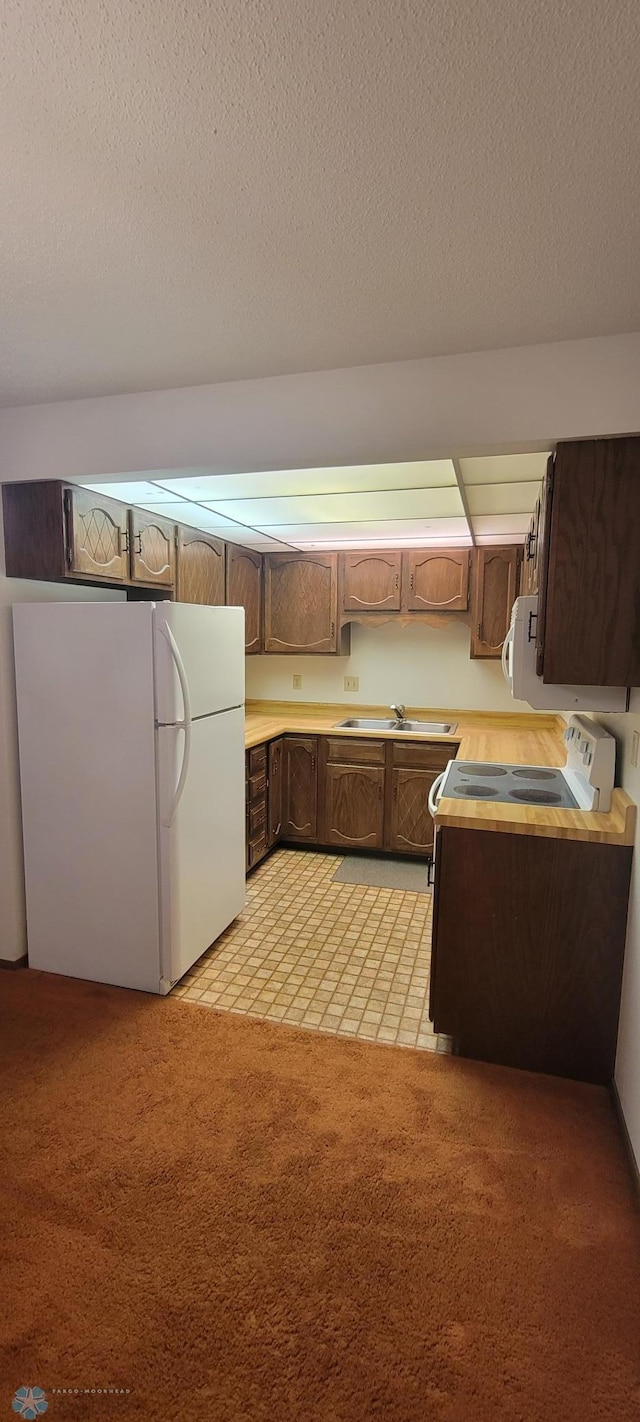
[
  {"left": 247, "top": 770, "right": 267, "bottom": 802},
  {"left": 248, "top": 744, "right": 267, "bottom": 775},
  {"left": 391, "top": 740, "right": 455, "bottom": 771},
  {"left": 249, "top": 799, "right": 267, "bottom": 836},
  {"left": 324, "top": 736, "right": 386, "bottom": 766},
  {"left": 247, "top": 832, "right": 268, "bottom": 869}
]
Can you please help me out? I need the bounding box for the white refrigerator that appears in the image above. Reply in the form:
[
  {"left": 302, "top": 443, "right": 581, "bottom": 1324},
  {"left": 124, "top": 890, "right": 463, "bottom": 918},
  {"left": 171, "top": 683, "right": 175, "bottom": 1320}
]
[{"left": 13, "top": 601, "right": 246, "bottom": 993}]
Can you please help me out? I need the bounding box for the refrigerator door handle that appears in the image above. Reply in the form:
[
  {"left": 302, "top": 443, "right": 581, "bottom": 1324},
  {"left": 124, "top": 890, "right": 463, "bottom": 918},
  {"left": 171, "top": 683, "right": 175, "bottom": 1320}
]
[{"left": 159, "top": 623, "right": 193, "bottom": 827}]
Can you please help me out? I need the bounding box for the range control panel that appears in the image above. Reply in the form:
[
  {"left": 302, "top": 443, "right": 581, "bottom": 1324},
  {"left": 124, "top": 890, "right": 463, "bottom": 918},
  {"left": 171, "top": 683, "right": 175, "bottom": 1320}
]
[{"left": 563, "top": 715, "right": 616, "bottom": 811}]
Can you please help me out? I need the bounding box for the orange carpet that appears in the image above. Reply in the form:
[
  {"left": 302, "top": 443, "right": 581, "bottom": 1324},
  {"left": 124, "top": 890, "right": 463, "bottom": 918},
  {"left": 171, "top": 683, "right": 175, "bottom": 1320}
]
[{"left": 1, "top": 969, "right": 639, "bottom": 1422}]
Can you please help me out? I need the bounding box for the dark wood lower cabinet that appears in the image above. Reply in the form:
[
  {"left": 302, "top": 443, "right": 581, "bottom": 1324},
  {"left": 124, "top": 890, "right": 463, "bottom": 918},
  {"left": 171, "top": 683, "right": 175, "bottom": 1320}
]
[
  {"left": 387, "top": 768, "right": 439, "bottom": 855},
  {"left": 283, "top": 736, "right": 318, "bottom": 840},
  {"left": 268, "top": 739, "right": 284, "bottom": 846},
  {"left": 430, "top": 826, "right": 633, "bottom": 1085},
  {"left": 323, "top": 763, "right": 385, "bottom": 849}
]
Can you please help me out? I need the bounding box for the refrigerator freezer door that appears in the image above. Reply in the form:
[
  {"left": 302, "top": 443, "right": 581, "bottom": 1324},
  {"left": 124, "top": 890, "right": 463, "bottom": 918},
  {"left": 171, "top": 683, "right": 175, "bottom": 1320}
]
[
  {"left": 154, "top": 604, "right": 245, "bottom": 724},
  {"left": 156, "top": 707, "right": 246, "bottom": 986}
]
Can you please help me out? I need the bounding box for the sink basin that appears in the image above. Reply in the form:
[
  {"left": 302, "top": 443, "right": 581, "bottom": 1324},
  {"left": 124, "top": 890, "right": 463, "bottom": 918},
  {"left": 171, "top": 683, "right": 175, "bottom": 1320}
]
[{"left": 335, "top": 717, "right": 457, "bottom": 734}]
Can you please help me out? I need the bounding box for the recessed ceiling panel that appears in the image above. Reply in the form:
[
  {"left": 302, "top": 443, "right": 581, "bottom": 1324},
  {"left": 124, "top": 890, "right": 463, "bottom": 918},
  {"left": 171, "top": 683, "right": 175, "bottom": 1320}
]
[
  {"left": 154, "top": 461, "right": 457, "bottom": 502},
  {"left": 459, "top": 453, "right": 550, "bottom": 485},
  {"left": 268, "top": 518, "right": 471, "bottom": 545},
  {"left": 201, "top": 487, "right": 464, "bottom": 527},
  {"left": 471, "top": 514, "right": 530, "bottom": 537},
  {"left": 465, "top": 481, "right": 540, "bottom": 516},
  {"left": 82, "top": 480, "right": 182, "bottom": 504}
]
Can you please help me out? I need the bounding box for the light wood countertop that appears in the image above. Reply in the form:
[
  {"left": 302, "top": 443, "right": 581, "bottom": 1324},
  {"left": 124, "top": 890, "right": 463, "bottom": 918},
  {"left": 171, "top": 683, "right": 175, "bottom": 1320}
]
[{"left": 244, "top": 700, "right": 636, "bottom": 847}]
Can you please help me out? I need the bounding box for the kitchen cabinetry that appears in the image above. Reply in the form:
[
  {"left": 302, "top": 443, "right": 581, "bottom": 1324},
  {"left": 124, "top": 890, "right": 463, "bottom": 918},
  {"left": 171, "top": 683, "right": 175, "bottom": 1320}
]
[
  {"left": 470, "top": 546, "right": 521, "bottom": 658},
  {"left": 246, "top": 743, "right": 268, "bottom": 870},
  {"left": 268, "top": 738, "right": 284, "bottom": 846},
  {"left": 226, "top": 546, "right": 263, "bottom": 654},
  {"left": 341, "top": 551, "right": 402, "bottom": 612},
  {"left": 386, "top": 743, "right": 448, "bottom": 856},
  {"left": 283, "top": 736, "right": 318, "bottom": 839},
  {"left": 129, "top": 508, "right": 175, "bottom": 588},
  {"left": 320, "top": 738, "right": 385, "bottom": 849},
  {"left": 534, "top": 438, "right": 640, "bottom": 686},
  {"left": 177, "top": 528, "right": 225, "bottom": 605},
  {"left": 2, "top": 481, "right": 133, "bottom": 586},
  {"left": 403, "top": 549, "right": 470, "bottom": 612},
  {"left": 264, "top": 554, "right": 350, "bottom": 654},
  {"left": 429, "top": 825, "right": 633, "bottom": 1085}
]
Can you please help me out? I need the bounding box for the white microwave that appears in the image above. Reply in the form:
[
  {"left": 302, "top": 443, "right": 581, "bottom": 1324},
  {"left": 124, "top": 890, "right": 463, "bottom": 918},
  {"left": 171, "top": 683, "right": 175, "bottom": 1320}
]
[{"left": 502, "top": 595, "right": 628, "bottom": 713}]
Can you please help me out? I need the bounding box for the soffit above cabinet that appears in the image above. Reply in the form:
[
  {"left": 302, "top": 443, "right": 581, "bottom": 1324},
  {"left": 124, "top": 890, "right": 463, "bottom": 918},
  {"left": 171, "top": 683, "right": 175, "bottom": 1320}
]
[{"left": 80, "top": 450, "right": 550, "bottom": 550}]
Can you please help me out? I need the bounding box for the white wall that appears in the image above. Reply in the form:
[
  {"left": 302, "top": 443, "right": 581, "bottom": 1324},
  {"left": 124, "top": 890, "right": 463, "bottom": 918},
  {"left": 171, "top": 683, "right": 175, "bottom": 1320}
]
[
  {"left": 1, "top": 333, "right": 640, "bottom": 483},
  {"left": 0, "top": 502, "right": 124, "bottom": 962},
  {"left": 246, "top": 620, "right": 529, "bottom": 713},
  {"left": 596, "top": 695, "right": 640, "bottom": 1173}
]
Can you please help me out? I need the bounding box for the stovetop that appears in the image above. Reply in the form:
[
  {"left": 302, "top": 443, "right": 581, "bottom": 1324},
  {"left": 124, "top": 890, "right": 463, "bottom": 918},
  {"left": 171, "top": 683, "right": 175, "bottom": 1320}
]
[{"left": 442, "top": 761, "right": 579, "bottom": 809}]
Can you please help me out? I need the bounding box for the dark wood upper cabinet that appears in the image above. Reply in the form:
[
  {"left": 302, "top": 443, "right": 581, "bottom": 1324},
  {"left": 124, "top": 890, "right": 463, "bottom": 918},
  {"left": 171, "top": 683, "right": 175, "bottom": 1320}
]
[
  {"left": 264, "top": 553, "right": 348, "bottom": 654},
  {"left": 537, "top": 438, "right": 640, "bottom": 686},
  {"left": 283, "top": 736, "right": 318, "bottom": 839},
  {"left": 341, "top": 551, "right": 402, "bottom": 612},
  {"left": 2, "top": 481, "right": 131, "bottom": 585},
  {"left": 129, "top": 509, "right": 175, "bottom": 588},
  {"left": 470, "top": 546, "right": 521, "bottom": 659},
  {"left": 402, "top": 550, "right": 470, "bottom": 611},
  {"left": 268, "top": 738, "right": 284, "bottom": 846},
  {"left": 177, "top": 527, "right": 225, "bottom": 605},
  {"left": 226, "top": 546, "right": 263, "bottom": 654}
]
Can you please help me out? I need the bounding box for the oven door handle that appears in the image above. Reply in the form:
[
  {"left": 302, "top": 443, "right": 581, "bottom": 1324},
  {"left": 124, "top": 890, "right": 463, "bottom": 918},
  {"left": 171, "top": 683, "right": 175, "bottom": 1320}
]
[{"left": 428, "top": 771, "right": 446, "bottom": 818}]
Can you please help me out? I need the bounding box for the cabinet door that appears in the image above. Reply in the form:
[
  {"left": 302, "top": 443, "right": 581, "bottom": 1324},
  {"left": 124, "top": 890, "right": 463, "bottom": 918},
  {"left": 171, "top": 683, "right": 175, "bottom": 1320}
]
[
  {"left": 65, "top": 487, "right": 129, "bottom": 583},
  {"left": 323, "top": 764, "right": 385, "bottom": 849},
  {"left": 268, "top": 738, "right": 284, "bottom": 846},
  {"left": 283, "top": 736, "right": 318, "bottom": 839},
  {"left": 177, "top": 528, "right": 225, "bottom": 605},
  {"left": 129, "top": 509, "right": 176, "bottom": 587},
  {"left": 534, "top": 459, "right": 554, "bottom": 676},
  {"left": 341, "top": 551, "right": 402, "bottom": 612},
  {"left": 387, "top": 767, "right": 440, "bottom": 856},
  {"left": 264, "top": 554, "right": 338, "bottom": 653},
  {"left": 226, "top": 546, "right": 263, "bottom": 654},
  {"left": 403, "top": 550, "right": 470, "bottom": 611},
  {"left": 470, "top": 547, "right": 521, "bottom": 658}
]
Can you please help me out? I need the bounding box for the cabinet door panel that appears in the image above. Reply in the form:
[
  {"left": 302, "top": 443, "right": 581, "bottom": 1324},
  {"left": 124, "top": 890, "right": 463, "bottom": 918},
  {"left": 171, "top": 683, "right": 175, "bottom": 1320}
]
[
  {"left": 227, "top": 547, "right": 263, "bottom": 654},
  {"left": 130, "top": 510, "right": 175, "bottom": 587},
  {"left": 264, "top": 555, "right": 338, "bottom": 653},
  {"left": 403, "top": 550, "right": 470, "bottom": 611},
  {"left": 388, "top": 767, "right": 439, "bottom": 856},
  {"left": 324, "top": 764, "right": 385, "bottom": 849},
  {"left": 268, "top": 738, "right": 284, "bottom": 846},
  {"left": 283, "top": 737, "right": 318, "bottom": 839},
  {"left": 177, "top": 528, "right": 225, "bottom": 604},
  {"left": 67, "top": 488, "right": 129, "bottom": 582},
  {"left": 341, "top": 552, "right": 402, "bottom": 612},
  {"left": 470, "top": 547, "right": 521, "bottom": 658}
]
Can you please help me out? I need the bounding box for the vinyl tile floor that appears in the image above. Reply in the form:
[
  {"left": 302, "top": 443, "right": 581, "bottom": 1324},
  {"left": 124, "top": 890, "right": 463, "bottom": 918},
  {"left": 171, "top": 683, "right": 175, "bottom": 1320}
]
[{"left": 173, "top": 848, "right": 451, "bottom": 1053}]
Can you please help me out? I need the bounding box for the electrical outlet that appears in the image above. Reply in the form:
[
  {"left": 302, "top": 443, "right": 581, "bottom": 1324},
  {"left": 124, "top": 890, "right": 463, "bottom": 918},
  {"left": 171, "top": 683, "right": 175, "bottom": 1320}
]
[
  {"left": 344, "top": 675, "right": 359, "bottom": 693},
  {"left": 631, "top": 730, "right": 639, "bottom": 768},
  {"left": 292, "top": 674, "right": 302, "bottom": 691}
]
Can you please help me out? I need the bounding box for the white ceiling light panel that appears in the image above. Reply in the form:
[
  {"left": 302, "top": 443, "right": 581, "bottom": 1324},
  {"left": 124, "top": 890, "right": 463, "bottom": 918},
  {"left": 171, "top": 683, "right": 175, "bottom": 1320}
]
[
  {"left": 471, "top": 514, "right": 531, "bottom": 539},
  {"left": 273, "top": 518, "right": 471, "bottom": 545},
  {"left": 156, "top": 460, "right": 457, "bottom": 503},
  {"left": 201, "top": 486, "right": 465, "bottom": 527},
  {"left": 459, "top": 453, "right": 550, "bottom": 485},
  {"left": 465, "top": 481, "right": 540, "bottom": 516}
]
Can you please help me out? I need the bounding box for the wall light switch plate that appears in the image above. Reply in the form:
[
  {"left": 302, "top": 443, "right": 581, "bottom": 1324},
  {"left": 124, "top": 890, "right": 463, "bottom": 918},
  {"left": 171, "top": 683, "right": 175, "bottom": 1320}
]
[
  {"left": 631, "top": 730, "right": 639, "bottom": 768},
  {"left": 344, "top": 676, "right": 359, "bottom": 692},
  {"left": 292, "top": 674, "right": 303, "bottom": 690}
]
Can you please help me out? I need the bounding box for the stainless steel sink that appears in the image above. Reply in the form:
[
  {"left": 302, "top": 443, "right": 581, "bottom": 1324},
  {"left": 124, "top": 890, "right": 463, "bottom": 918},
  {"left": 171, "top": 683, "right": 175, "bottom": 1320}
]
[{"left": 335, "top": 717, "right": 457, "bottom": 734}]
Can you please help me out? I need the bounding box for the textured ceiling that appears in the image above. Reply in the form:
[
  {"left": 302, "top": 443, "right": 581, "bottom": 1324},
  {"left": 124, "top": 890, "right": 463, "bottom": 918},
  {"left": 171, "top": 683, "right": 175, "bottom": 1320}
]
[
  {"left": 3, "top": 1, "right": 640, "bottom": 406},
  {"left": 83, "top": 451, "right": 549, "bottom": 548}
]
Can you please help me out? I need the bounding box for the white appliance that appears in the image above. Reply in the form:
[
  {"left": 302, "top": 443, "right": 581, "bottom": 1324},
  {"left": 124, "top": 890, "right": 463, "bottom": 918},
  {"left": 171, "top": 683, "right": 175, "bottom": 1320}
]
[
  {"left": 428, "top": 714, "right": 617, "bottom": 819},
  {"left": 13, "top": 601, "right": 246, "bottom": 994},
  {"left": 502, "top": 594, "right": 628, "bottom": 713}
]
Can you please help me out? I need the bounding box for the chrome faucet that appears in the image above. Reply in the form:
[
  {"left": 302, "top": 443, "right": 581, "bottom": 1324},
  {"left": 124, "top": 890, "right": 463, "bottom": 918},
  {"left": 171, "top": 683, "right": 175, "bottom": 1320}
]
[{"left": 390, "top": 703, "right": 406, "bottom": 724}]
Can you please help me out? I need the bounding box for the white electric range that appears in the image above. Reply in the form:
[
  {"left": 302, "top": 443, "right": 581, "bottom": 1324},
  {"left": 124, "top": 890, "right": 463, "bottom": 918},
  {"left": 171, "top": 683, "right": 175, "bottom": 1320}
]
[{"left": 428, "top": 714, "right": 616, "bottom": 818}]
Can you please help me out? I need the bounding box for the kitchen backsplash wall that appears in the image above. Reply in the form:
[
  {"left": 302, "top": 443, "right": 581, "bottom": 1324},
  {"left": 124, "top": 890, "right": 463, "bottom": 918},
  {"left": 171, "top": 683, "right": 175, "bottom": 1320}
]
[{"left": 246, "top": 619, "right": 533, "bottom": 712}]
